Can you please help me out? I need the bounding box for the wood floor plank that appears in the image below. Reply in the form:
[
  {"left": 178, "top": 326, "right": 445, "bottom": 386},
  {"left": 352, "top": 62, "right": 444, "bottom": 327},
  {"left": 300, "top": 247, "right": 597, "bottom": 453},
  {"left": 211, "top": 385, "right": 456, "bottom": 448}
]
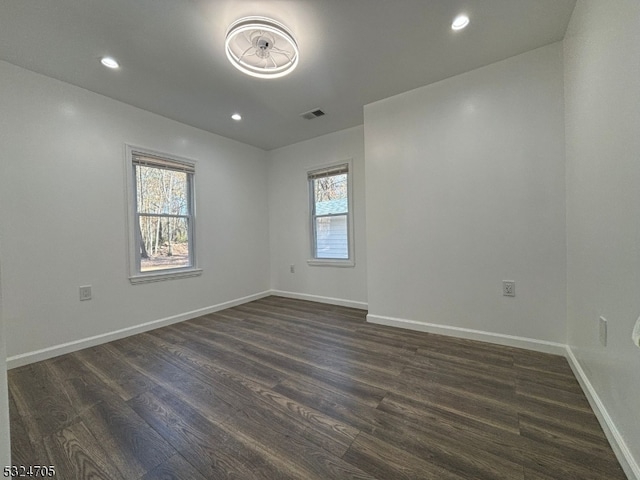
[
  {"left": 43, "top": 420, "right": 127, "bottom": 480},
  {"left": 160, "top": 342, "right": 358, "bottom": 455},
  {"left": 240, "top": 343, "right": 390, "bottom": 407},
  {"left": 146, "top": 327, "right": 286, "bottom": 388},
  {"left": 518, "top": 412, "right": 615, "bottom": 456},
  {"left": 376, "top": 389, "right": 622, "bottom": 480},
  {"left": 522, "top": 447, "right": 626, "bottom": 480},
  {"left": 234, "top": 303, "right": 412, "bottom": 357},
  {"left": 47, "top": 353, "right": 124, "bottom": 414},
  {"left": 140, "top": 453, "right": 209, "bottom": 480},
  {"left": 8, "top": 408, "right": 53, "bottom": 470},
  {"left": 516, "top": 377, "right": 592, "bottom": 412},
  {"left": 181, "top": 319, "right": 402, "bottom": 393},
  {"left": 240, "top": 335, "right": 402, "bottom": 391},
  {"left": 8, "top": 392, "right": 41, "bottom": 467},
  {"left": 79, "top": 399, "right": 176, "bottom": 478},
  {"left": 362, "top": 407, "right": 524, "bottom": 480},
  {"left": 129, "top": 386, "right": 293, "bottom": 480},
  {"left": 225, "top": 407, "right": 377, "bottom": 480},
  {"left": 9, "top": 296, "right": 625, "bottom": 480},
  {"left": 74, "top": 344, "right": 156, "bottom": 401},
  {"left": 8, "top": 363, "right": 78, "bottom": 437},
  {"left": 515, "top": 365, "right": 583, "bottom": 394},
  {"left": 523, "top": 467, "right": 562, "bottom": 480},
  {"left": 140, "top": 330, "right": 361, "bottom": 454},
  {"left": 392, "top": 375, "right": 521, "bottom": 434},
  {"left": 409, "top": 347, "right": 516, "bottom": 384},
  {"left": 400, "top": 364, "right": 516, "bottom": 401},
  {"left": 273, "top": 376, "right": 386, "bottom": 434},
  {"left": 224, "top": 307, "right": 415, "bottom": 371},
  {"left": 179, "top": 319, "right": 391, "bottom": 400},
  {"left": 513, "top": 350, "right": 574, "bottom": 377},
  {"left": 225, "top": 307, "right": 363, "bottom": 342},
  {"left": 200, "top": 314, "right": 409, "bottom": 377},
  {"left": 109, "top": 338, "right": 243, "bottom": 421},
  {"left": 343, "top": 432, "right": 470, "bottom": 480},
  {"left": 146, "top": 330, "right": 362, "bottom": 456},
  {"left": 251, "top": 296, "right": 366, "bottom": 323}
]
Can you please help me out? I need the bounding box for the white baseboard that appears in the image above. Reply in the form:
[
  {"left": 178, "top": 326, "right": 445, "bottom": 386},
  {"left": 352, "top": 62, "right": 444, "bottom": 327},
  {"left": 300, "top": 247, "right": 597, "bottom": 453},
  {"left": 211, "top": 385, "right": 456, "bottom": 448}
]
[
  {"left": 6, "top": 290, "right": 271, "bottom": 369},
  {"left": 564, "top": 347, "right": 640, "bottom": 480},
  {"left": 366, "top": 314, "right": 566, "bottom": 355},
  {"left": 269, "top": 290, "right": 368, "bottom": 310}
]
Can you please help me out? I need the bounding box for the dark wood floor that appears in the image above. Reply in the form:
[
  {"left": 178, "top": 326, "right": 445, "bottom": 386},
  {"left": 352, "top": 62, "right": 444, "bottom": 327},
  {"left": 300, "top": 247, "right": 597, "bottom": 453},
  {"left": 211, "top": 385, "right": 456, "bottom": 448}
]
[{"left": 9, "top": 296, "right": 626, "bottom": 479}]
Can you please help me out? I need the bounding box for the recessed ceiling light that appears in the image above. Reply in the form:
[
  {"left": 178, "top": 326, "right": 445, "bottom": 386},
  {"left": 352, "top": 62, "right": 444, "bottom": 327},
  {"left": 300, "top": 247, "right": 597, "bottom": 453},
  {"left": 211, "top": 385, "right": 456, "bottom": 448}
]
[
  {"left": 451, "top": 15, "right": 470, "bottom": 31},
  {"left": 225, "top": 16, "right": 299, "bottom": 79},
  {"left": 100, "top": 56, "right": 120, "bottom": 69},
  {"left": 231, "top": 113, "right": 242, "bottom": 121}
]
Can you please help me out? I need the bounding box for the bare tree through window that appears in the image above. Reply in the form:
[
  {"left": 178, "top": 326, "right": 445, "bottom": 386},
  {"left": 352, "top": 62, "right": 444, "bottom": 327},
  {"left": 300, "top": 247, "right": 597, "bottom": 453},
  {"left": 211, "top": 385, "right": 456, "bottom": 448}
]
[{"left": 132, "top": 153, "right": 194, "bottom": 273}]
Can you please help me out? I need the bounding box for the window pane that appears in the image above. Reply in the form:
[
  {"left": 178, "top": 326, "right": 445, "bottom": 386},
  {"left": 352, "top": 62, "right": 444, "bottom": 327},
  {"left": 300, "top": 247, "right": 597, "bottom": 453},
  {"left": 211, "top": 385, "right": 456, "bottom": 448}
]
[
  {"left": 315, "top": 215, "right": 348, "bottom": 259},
  {"left": 139, "top": 216, "right": 190, "bottom": 271},
  {"left": 313, "top": 174, "right": 347, "bottom": 214},
  {"left": 136, "top": 165, "right": 189, "bottom": 215}
]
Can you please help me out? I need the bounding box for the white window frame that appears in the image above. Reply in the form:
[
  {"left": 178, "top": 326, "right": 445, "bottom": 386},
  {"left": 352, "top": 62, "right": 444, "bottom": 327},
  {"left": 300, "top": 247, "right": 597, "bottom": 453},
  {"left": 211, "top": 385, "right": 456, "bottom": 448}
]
[
  {"left": 307, "top": 159, "right": 355, "bottom": 267},
  {"left": 124, "top": 144, "right": 202, "bottom": 284}
]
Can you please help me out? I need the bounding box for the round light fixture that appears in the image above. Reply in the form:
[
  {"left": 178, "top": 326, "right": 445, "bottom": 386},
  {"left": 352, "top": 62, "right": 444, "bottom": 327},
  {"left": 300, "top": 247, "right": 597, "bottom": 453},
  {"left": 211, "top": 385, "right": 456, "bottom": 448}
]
[
  {"left": 231, "top": 113, "right": 242, "bottom": 121},
  {"left": 451, "top": 15, "right": 470, "bottom": 31},
  {"left": 100, "top": 56, "right": 120, "bottom": 69},
  {"left": 225, "top": 16, "right": 299, "bottom": 79}
]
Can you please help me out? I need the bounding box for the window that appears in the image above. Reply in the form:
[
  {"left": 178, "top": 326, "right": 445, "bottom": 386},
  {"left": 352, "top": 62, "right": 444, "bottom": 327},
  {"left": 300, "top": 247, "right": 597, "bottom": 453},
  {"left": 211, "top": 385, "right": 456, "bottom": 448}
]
[
  {"left": 125, "top": 146, "right": 201, "bottom": 283},
  {"left": 308, "top": 161, "right": 354, "bottom": 266}
]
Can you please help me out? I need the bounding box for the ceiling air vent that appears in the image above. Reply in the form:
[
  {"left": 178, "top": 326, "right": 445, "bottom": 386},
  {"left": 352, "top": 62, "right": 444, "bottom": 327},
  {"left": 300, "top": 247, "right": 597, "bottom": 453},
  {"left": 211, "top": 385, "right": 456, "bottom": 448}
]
[{"left": 300, "top": 108, "right": 325, "bottom": 120}]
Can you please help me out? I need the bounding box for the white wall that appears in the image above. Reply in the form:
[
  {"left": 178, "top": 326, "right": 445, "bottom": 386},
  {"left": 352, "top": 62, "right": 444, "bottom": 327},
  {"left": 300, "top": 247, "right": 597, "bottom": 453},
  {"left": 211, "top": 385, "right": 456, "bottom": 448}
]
[
  {"left": 0, "top": 60, "right": 271, "bottom": 362},
  {"left": 564, "top": 1, "right": 640, "bottom": 476},
  {"left": 364, "top": 43, "right": 567, "bottom": 346},
  {"left": 267, "top": 126, "right": 367, "bottom": 308}
]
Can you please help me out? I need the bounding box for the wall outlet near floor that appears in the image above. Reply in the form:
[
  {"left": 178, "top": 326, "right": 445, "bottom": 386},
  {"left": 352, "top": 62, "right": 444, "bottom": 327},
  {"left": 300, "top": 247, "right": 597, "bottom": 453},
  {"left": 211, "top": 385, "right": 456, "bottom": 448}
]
[
  {"left": 289, "top": 264, "right": 295, "bottom": 273},
  {"left": 599, "top": 316, "right": 607, "bottom": 347},
  {"left": 502, "top": 280, "right": 515, "bottom": 297},
  {"left": 79, "top": 285, "right": 92, "bottom": 301}
]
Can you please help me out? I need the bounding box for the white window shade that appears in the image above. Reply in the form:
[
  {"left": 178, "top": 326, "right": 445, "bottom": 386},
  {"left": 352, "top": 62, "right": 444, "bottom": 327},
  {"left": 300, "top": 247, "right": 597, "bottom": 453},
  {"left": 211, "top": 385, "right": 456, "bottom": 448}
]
[
  {"left": 307, "top": 164, "right": 348, "bottom": 180},
  {"left": 132, "top": 152, "right": 195, "bottom": 173}
]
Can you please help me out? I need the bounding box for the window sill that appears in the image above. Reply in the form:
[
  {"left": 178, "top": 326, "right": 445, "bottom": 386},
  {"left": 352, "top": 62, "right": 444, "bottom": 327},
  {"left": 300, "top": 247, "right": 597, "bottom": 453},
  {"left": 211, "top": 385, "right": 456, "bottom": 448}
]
[
  {"left": 129, "top": 268, "right": 203, "bottom": 284},
  {"left": 307, "top": 259, "right": 355, "bottom": 268}
]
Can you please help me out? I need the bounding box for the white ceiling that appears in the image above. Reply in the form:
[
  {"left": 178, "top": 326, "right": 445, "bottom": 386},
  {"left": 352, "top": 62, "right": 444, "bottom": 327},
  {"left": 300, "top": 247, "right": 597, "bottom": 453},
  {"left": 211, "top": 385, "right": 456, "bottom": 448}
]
[{"left": 0, "top": 0, "right": 576, "bottom": 150}]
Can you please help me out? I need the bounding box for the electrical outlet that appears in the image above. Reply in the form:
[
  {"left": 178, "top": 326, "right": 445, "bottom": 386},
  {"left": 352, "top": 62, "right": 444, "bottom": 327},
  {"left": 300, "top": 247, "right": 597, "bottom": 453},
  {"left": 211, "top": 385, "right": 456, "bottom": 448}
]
[
  {"left": 79, "top": 285, "right": 92, "bottom": 301},
  {"left": 502, "top": 280, "right": 515, "bottom": 297},
  {"left": 599, "top": 316, "right": 607, "bottom": 347},
  {"left": 290, "top": 264, "right": 295, "bottom": 273}
]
